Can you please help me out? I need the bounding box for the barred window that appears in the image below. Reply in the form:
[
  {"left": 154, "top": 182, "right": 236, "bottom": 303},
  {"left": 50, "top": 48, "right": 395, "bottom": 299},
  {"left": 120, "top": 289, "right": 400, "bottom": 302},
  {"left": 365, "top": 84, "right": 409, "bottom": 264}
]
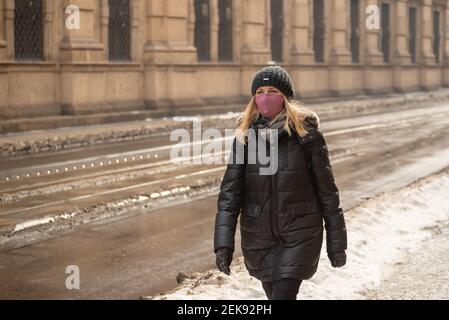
[
  {"left": 350, "top": 0, "right": 360, "bottom": 63},
  {"left": 14, "top": 0, "right": 44, "bottom": 60},
  {"left": 194, "top": 0, "right": 211, "bottom": 61},
  {"left": 218, "top": 0, "right": 233, "bottom": 61},
  {"left": 381, "top": 3, "right": 390, "bottom": 63},
  {"left": 270, "top": 0, "right": 283, "bottom": 62},
  {"left": 313, "top": 0, "right": 325, "bottom": 63},
  {"left": 109, "top": 0, "right": 131, "bottom": 61},
  {"left": 408, "top": 7, "right": 417, "bottom": 63},
  {"left": 433, "top": 10, "right": 441, "bottom": 63}
]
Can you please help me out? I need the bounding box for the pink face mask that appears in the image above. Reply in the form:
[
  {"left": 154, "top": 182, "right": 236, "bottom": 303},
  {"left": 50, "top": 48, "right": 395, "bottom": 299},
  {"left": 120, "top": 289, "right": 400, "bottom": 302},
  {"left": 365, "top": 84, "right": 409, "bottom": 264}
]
[{"left": 255, "top": 93, "right": 285, "bottom": 119}]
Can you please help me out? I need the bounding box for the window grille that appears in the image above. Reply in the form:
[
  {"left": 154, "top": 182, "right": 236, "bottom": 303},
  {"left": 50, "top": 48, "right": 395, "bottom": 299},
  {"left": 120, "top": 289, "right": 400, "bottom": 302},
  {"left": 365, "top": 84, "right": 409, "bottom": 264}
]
[
  {"left": 194, "top": 0, "right": 211, "bottom": 61},
  {"left": 433, "top": 10, "right": 440, "bottom": 63},
  {"left": 270, "top": 0, "right": 283, "bottom": 62},
  {"left": 381, "top": 3, "right": 390, "bottom": 63},
  {"left": 109, "top": 0, "right": 131, "bottom": 61},
  {"left": 14, "top": 0, "right": 44, "bottom": 60},
  {"left": 409, "top": 7, "right": 417, "bottom": 63},
  {"left": 218, "top": 0, "right": 233, "bottom": 61},
  {"left": 350, "top": 0, "right": 360, "bottom": 63},
  {"left": 313, "top": 0, "right": 325, "bottom": 63}
]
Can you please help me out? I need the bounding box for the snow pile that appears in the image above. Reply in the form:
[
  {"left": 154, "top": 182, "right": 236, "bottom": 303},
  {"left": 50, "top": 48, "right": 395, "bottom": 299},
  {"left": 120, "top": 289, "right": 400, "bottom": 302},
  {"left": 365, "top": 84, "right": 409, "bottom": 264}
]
[
  {"left": 168, "top": 112, "right": 242, "bottom": 122},
  {"left": 147, "top": 170, "right": 449, "bottom": 300}
]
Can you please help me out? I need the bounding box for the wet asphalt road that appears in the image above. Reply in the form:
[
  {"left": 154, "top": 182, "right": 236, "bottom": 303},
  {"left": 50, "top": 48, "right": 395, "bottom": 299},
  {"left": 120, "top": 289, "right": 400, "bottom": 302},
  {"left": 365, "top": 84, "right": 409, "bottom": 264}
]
[{"left": 1, "top": 103, "right": 449, "bottom": 299}]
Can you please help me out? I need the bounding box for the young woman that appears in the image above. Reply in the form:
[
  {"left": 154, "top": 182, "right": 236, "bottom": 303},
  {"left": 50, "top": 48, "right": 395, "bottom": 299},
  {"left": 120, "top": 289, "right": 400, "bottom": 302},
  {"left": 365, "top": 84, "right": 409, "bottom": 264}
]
[{"left": 213, "top": 65, "right": 347, "bottom": 300}]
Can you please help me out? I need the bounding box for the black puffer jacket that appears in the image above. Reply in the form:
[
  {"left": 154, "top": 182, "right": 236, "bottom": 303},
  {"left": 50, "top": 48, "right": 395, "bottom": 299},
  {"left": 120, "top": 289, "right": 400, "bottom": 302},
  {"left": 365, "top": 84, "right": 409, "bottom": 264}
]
[{"left": 214, "top": 113, "right": 347, "bottom": 282}]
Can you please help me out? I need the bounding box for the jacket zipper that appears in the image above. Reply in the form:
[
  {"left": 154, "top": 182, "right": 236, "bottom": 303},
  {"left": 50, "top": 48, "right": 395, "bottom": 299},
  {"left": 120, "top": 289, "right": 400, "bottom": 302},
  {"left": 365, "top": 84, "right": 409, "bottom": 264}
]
[
  {"left": 259, "top": 124, "right": 284, "bottom": 244},
  {"left": 271, "top": 167, "right": 284, "bottom": 282},
  {"left": 270, "top": 144, "right": 284, "bottom": 244}
]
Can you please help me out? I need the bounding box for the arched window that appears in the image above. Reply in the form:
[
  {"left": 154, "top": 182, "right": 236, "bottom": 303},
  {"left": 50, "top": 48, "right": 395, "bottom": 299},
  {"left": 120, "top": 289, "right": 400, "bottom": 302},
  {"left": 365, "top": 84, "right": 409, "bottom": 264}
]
[
  {"left": 194, "top": 0, "right": 211, "bottom": 61},
  {"left": 313, "top": 0, "right": 325, "bottom": 63},
  {"left": 109, "top": 0, "right": 131, "bottom": 61},
  {"left": 218, "top": 0, "right": 233, "bottom": 61},
  {"left": 14, "top": 0, "right": 44, "bottom": 60},
  {"left": 270, "top": 0, "right": 283, "bottom": 62}
]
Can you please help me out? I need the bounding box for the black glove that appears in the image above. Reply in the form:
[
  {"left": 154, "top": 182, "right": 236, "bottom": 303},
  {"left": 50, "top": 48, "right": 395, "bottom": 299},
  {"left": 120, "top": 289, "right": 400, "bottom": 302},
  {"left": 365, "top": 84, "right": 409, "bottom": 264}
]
[
  {"left": 215, "top": 247, "right": 233, "bottom": 275},
  {"left": 328, "top": 251, "right": 346, "bottom": 268}
]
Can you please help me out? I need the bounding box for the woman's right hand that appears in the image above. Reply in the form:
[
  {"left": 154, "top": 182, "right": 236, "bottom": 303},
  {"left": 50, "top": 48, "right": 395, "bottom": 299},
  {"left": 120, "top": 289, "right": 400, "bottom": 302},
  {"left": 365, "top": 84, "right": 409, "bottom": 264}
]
[
  {"left": 215, "top": 247, "right": 233, "bottom": 275},
  {"left": 328, "top": 251, "right": 347, "bottom": 268}
]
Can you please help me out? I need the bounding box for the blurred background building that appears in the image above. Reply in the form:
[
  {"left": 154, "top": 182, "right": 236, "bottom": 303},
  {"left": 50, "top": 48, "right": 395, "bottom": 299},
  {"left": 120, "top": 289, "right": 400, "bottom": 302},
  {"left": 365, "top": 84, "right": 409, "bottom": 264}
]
[{"left": 0, "top": 0, "right": 448, "bottom": 122}]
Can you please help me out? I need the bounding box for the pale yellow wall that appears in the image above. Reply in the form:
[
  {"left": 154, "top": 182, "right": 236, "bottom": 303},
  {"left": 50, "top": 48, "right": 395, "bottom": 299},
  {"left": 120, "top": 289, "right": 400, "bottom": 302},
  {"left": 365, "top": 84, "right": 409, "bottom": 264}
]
[{"left": 0, "top": 0, "right": 448, "bottom": 120}]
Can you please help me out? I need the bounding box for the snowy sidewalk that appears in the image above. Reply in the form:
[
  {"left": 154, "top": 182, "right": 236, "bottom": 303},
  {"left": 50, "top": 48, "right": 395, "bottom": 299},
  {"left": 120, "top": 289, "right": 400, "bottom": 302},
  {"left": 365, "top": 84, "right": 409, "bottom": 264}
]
[
  {"left": 364, "top": 222, "right": 449, "bottom": 299},
  {"left": 145, "top": 168, "right": 449, "bottom": 300}
]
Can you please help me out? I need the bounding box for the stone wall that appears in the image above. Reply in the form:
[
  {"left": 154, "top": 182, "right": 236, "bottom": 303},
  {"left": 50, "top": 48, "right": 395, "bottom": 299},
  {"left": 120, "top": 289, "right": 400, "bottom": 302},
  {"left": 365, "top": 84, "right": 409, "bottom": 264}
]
[{"left": 0, "top": 0, "right": 448, "bottom": 120}]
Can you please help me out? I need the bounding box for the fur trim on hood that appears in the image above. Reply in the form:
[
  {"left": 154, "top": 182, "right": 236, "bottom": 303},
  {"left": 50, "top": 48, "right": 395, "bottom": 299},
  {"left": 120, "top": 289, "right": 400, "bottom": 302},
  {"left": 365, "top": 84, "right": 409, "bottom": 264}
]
[{"left": 303, "top": 111, "right": 320, "bottom": 129}]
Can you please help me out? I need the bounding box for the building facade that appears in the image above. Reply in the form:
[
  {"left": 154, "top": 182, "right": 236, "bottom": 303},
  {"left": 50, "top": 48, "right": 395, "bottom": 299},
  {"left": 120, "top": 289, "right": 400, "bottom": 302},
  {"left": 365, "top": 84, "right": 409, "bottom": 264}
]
[{"left": 0, "top": 0, "right": 448, "bottom": 120}]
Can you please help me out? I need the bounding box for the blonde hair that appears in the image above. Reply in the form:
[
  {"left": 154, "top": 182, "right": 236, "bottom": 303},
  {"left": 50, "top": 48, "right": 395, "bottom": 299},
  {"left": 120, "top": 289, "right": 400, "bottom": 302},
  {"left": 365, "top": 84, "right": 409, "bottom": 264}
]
[{"left": 234, "top": 94, "right": 317, "bottom": 145}]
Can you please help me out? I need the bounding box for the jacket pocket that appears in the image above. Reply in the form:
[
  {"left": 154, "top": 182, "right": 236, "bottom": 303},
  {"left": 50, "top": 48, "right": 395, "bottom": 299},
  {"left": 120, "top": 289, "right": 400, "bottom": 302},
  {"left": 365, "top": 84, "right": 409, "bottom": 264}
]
[
  {"left": 240, "top": 204, "right": 270, "bottom": 233},
  {"left": 242, "top": 204, "right": 263, "bottom": 218},
  {"left": 287, "top": 200, "right": 320, "bottom": 216}
]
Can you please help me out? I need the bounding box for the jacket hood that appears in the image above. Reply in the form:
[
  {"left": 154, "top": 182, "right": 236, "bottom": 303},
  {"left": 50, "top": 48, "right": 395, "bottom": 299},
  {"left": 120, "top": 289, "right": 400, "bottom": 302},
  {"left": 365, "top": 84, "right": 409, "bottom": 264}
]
[{"left": 303, "top": 112, "right": 320, "bottom": 129}]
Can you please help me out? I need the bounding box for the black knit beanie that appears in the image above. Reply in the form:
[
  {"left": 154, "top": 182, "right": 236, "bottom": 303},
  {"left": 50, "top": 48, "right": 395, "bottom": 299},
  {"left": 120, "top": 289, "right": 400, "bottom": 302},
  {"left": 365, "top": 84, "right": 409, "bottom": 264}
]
[{"left": 251, "top": 65, "right": 295, "bottom": 101}]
